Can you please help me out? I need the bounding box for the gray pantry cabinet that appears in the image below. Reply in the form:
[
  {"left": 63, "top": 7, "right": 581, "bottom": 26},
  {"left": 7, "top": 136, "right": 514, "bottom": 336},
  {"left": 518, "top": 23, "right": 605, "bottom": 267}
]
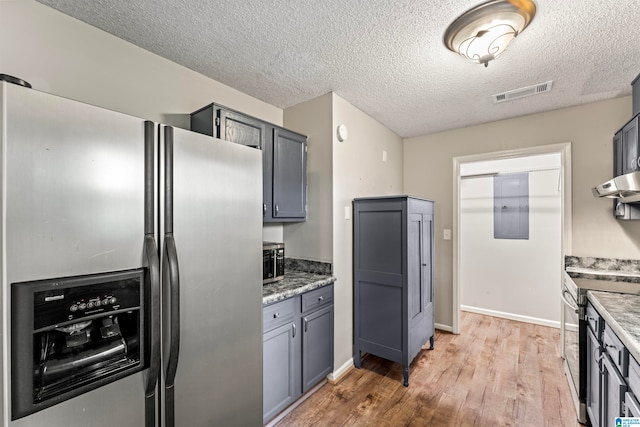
[
  {"left": 586, "top": 301, "right": 640, "bottom": 427},
  {"left": 190, "top": 103, "right": 307, "bottom": 222},
  {"left": 352, "top": 196, "right": 434, "bottom": 387},
  {"left": 262, "top": 285, "right": 334, "bottom": 424}
]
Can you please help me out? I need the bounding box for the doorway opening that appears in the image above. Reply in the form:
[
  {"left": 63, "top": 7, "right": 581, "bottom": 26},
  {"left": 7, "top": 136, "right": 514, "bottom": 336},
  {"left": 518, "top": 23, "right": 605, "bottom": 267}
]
[{"left": 452, "top": 143, "right": 572, "bottom": 334}]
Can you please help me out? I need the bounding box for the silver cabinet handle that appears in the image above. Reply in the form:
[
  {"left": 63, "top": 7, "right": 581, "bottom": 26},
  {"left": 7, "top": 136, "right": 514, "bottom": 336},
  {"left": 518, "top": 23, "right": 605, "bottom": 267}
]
[
  {"left": 292, "top": 323, "right": 296, "bottom": 338},
  {"left": 304, "top": 318, "right": 308, "bottom": 332},
  {"left": 275, "top": 205, "right": 279, "bottom": 214},
  {"left": 263, "top": 204, "right": 267, "bottom": 215},
  {"left": 318, "top": 296, "right": 324, "bottom": 301},
  {"left": 273, "top": 312, "right": 279, "bottom": 319}
]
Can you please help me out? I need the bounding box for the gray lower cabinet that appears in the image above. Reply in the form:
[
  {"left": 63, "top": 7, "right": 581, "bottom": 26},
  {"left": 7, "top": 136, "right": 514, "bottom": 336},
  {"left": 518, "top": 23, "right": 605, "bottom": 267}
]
[
  {"left": 263, "top": 285, "right": 334, "bottom": 424},
  {"left": 262, "top": 297, "right": 298, "bottom": 424},
  {"left": 263, "top": 321, "right": 297, "bottom": 423},
  {"left": 301, "top": 301, "right": 334, "bottom": 393},
  {"left": 587, "top": 327, "right": 602, "bottom": 427},
  {"left": 353, "top": 196, "right": 434, "bottom": 387},
  {"left": 626, "top": 356, "right": 640, "bottom": 416},
  {"left": 586, "top": 301, "right": 640, "bottom": 427},
  {"left": 602, "top": 354, "right": 627, "bottom": 427}
]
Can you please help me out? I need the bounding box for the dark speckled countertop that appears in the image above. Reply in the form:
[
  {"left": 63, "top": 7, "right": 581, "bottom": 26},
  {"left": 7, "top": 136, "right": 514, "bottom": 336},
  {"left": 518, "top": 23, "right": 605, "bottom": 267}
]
[
  {"left": 262, "top": 259, "right": 336, "bottom": 306},
  {"left": 565, "top": 255, "right": 640, "bottom": 283},
  {"left": 565, "top": 256, "right": 640, "bottom": 363}
]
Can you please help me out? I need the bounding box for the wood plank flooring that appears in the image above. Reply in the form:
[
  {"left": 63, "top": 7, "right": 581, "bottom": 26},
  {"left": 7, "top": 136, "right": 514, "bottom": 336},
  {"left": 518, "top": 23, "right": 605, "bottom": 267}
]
[{"left": 274, "top": 311, "right": 581, "bottom": 427}]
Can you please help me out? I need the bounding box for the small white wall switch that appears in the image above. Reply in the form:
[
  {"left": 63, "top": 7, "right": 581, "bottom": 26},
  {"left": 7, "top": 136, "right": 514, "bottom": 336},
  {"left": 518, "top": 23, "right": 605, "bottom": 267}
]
[
  {"left": 345, "top": 206, "right": 351, "bottom": 220},
  {"left": 443, "top": 229, "right": 452, "bottom": 240},
  {"left": 382, "top": 150, "right": 387, "bottom": 162}
]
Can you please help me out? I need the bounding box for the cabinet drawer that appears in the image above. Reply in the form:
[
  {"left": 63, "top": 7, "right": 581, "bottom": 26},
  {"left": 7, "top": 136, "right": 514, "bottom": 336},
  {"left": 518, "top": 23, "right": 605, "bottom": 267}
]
[
  {"left": 263, "top": 297, "right": 296, "bottom": 333},
  {"left": 586, "top": 302, "right": 602, "bottom": 338},
  {"left": 301, "top": 285, "right": 333, "bottom": 314},
  {"left": 604, "top": 324, "right": 629, "bottom": 377}
]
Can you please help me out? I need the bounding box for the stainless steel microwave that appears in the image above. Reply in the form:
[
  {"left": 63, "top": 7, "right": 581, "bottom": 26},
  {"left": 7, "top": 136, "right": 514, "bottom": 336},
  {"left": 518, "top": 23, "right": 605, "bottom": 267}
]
[{"left": 263, "top": 242, "right": 284, "bottom": 284}]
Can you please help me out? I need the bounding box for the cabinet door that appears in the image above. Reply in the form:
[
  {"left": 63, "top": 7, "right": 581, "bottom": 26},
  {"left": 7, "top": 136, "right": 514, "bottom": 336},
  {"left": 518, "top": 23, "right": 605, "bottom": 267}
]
[
  {"left": 272, "top": 127, "right": 307, "bottom": 219},
  {"left": 421, "top": 213, "right": 434, "bottom": 324},
  {"left": 613, "top": 131, "right": 623, "bottom": 177},
  {"left": 625, "top": 392, "right": 640, "bottom": 417},
  {"left": 587, "top": 328, "right": 601, "bottom": 427},
  {"left": 622, "top": 116, "right": 639, "bottom": 174},
  {"left": 301, "top": 304, "right": 333, "bottom": 393},
  {"left": 408, "top": 212, "right": 434, "bottom": 359},
  {"left": 602, "top": 354, "right": 627, "bottom": 427},
  {"left": 263, "top": 322, "right": 297, "bottom": 424},
  {"left": 218, "top": 107, "right": 265, "bottom": 149}
]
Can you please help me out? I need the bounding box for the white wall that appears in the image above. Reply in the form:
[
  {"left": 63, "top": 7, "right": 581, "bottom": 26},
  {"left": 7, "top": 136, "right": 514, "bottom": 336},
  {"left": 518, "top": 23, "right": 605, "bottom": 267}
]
[
  {"left": 283, "top": 94, "right": 333, "bottom": 262},
  {"left": 460, "top": 154, "right": 562, "bottom": 326},
  {"left": 282, "top": 92, "right": 403, "bottom": 375},
  {"left": 0, "top": 1, "right": 282, "bottom": 128},
  {"left": 404, "top": 97, "right": 638, "bottom": 329},
  {"left": 1, "top": 0, "right": 286, "bottom": 242},
  {"left": 331, "top": 93, "right": 403, "bottom": 372}
]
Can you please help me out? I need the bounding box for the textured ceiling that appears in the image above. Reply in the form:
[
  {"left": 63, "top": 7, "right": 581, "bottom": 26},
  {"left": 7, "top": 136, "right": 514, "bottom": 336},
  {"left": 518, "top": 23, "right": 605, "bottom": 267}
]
[{"left": 35, "top": 0, "right": 640, "bottom": 138}]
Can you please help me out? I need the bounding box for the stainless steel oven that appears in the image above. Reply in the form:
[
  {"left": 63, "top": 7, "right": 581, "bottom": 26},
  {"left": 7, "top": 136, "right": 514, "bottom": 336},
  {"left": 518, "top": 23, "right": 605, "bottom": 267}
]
[{"left": 562, "top": 273, "right": 587, "bottom": 423}]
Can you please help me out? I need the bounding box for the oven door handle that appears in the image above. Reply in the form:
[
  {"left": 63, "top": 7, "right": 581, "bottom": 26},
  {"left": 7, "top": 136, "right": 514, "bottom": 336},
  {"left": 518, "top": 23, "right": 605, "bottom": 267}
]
[{"left": 561, "top": 289, "right": 578, "bottom": 313}]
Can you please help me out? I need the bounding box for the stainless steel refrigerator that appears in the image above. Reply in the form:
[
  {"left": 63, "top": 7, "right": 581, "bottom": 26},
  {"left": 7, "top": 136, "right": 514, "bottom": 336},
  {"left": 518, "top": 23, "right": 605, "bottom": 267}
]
[{"left": 1, "top": 81, "right": 263, "bottom": 426}]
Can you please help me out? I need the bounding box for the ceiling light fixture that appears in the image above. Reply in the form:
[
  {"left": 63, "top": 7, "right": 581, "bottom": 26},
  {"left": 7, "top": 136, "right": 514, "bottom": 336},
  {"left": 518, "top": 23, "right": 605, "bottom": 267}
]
[{"left": 443, "top": 0, "right": 536, "bottom": 67}]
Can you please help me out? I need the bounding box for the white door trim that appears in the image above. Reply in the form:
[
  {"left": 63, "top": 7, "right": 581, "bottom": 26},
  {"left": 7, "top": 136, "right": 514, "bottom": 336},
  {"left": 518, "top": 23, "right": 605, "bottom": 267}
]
[{"left": 452, "top": 143, "right": 572, "bottom": 334}]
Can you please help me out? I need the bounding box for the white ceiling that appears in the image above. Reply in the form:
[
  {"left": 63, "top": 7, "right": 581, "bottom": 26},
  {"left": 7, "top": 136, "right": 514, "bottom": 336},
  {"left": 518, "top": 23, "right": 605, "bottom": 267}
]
[{"left": 35, "top": 0, "right": 640, "bottom": 138}]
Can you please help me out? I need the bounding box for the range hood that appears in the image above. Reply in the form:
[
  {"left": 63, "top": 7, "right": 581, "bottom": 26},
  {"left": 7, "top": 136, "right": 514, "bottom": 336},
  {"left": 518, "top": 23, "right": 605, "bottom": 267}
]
[{"left": 592, "top": 171, "right": 640, "bottom": 203}]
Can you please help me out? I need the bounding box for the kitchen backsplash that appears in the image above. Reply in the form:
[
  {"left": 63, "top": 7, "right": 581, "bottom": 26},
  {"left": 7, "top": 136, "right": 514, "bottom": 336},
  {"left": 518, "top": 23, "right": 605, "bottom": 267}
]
[
  {"left": 565, "top": 256, "right": 640, "bottom": 273},
  {"left": 285, "top": 258, "right": 332, "bottom": 275}
]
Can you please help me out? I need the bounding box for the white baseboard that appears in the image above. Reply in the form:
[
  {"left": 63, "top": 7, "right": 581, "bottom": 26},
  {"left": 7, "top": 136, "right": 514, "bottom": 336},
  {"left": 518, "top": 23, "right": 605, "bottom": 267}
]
[
  {"left": 435, "top": 323, "right": 453, "bottom": 333},
  {"left": 328, "top": 357, "right": 354, "bottom": 382},
  {"left": 461, "top": 305, "right": 560, "bottom": 329}
]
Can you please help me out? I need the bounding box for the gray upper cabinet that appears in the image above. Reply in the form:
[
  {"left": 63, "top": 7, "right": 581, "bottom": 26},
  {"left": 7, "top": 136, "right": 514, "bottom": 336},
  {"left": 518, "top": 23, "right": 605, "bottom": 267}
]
[
  {"left": 613, "top": 130, "right": 623, "bottom": 177},
  {"left": 270, "top": 127, "right": 307, "bottom": 221},
  {"left": 618, "top": 114, "right": 640, "bottom": 175},
  {"left": 353, "top": 196, "right": 434, "bottom": 387},
  {"left": 190, "top": 103, "right": 307, "bottom": 222},
  {"left": 191, "top": 103, "right": 266, "bottom": 148},
  {"left": 219, "top": 107, "right": 266, "bottom": 149}
]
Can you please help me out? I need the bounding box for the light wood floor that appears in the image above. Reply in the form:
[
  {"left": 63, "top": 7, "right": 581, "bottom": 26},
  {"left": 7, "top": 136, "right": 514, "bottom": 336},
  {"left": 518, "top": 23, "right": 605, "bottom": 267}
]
[{"left": 275, "top": 311, "right": 581, "bottom": 427}]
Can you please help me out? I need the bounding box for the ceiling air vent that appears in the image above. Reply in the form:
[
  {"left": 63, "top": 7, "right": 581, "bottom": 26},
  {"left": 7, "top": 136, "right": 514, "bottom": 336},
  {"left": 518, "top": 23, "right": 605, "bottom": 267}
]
[{"left": 492, "top": 80, "right": 553, "bottom": 103}]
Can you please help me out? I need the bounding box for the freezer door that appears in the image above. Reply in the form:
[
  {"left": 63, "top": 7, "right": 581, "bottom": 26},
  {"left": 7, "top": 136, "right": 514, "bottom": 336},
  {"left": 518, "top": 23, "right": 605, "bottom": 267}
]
[
  {"left": 2, "top": 83, "right": 152, "bottom": 426},
  {"left": 160, "top": 126, "right": 263, "bottom": 426}
]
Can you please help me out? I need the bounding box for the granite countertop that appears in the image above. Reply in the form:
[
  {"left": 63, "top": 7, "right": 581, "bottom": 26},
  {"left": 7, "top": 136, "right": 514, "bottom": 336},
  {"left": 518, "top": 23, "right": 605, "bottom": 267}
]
[
  {"left": 565, "top": 255, "right": 640, "bottom": 283},
  {"left": 587, "top": 290, "right": 640, "bottom": 364},
  {"left": 262, "top": 270, "right": 336, "bottom": 306}
]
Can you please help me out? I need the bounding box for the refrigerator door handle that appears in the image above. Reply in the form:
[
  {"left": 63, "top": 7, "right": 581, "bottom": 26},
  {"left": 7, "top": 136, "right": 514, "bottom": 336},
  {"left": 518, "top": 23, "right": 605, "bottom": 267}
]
[
  {"left": 164, "top": 234, "right": 180, "bottom": 427},
  {"left": 143, "top": 120, "right": 160, "bottom": 427},
  {"left": 143, "top": 235, "right": 161, "bottom": 427}
]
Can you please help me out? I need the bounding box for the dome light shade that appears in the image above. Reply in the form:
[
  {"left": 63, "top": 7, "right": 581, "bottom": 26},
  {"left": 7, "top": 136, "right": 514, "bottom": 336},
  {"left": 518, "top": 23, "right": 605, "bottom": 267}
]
[{"left": 443, "top": 0, "right": 536, "bottom": 67}]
